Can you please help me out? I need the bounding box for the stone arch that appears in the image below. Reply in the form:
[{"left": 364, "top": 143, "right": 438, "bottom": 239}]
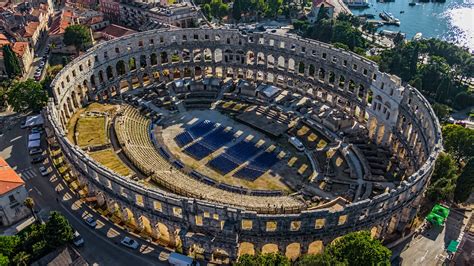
[
  {"left": 349, "top": 80, "right": 356, "bottom": 93},
  {"left": 160, "top": 52, "right": 168, "bottom": 63},
  {"left": 116, "top": 60, "right": 126, "bottom": 76},
  {"left": 203, "top": 48, "right": 212, "bottom": 62},
  {"left": 298, "top": 61, "right": 305, "bottom": 74},
  {"left": 307, "top": 241, "right": 324, "bottom": 254},
  {"left": 257, "top": 52, "right": 265, "bottom": 65},
  {"left": 142, "top": 72, "right": 151, "bottom": 86},
  {"left": 224, "top": 49, "right": 232, "bottom": 63},
  {"left": 212, "top": 248, "right": 230, "bottom": 264},
  {"left": 376, "top": 124, "right": 386, "bottom": 144},
  {"left": 156, "top": 222, "right": 171, "bottom": 243},
  {"left": 288, "top": 58, "right": 295, "bottom": 72},
  {"left": 140, "top": 54, "right": 147, "bottom": 68},
  {"left": 318, "top": 68, "right": 325, "bottom": 80},
  {"left": 329, "top": 71, "right": 335, "bottom": 84},
  {"left": 106, "top": 65, "right": 114, "bottom": 81},
  {"left": 246, "top": 51, "right": 254, "bottom": 65},
  {"left": 278, "top": 56, "right": 285, "bottom": 69},
  {"left": 339, "top": 75, "right": 345, "bottom": 88},
  {"left": 182, "top": 49, "right": 191, "bottom": 62},
  {"left": 267, "top": 54, "right": 275, "bottom": 67},
  {"left": 285, "top": 243, "right": 301, "bottom": 261},
  {"left": 261, "top": 243, "right": 279, "bottom": 254},
  {"left": 70, "top": 91, "right": 79, "bottom": 108},
  {"left": 238, "top": 242, "right": 255, "bottom": 256},
  {"left": 150, "top": 53, "right": 158, "bottom": 65},
  {"left": 214, "top": 48, "right": 222, "bottom": 63},
  {"left": 129, "top": 57, "right": 136, "bottom": 71}
]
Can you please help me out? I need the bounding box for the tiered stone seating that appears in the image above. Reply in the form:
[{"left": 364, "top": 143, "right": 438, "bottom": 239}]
[{"left": 114, "top": 105, "right": 304, "bottom": 211}]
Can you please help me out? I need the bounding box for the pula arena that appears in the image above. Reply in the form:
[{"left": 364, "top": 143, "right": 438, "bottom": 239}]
[{"left": 45, "top": 28, "right": 442, "bottom": 262}]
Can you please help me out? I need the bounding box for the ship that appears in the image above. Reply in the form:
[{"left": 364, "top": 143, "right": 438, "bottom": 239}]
[
  {"left": 379, "top": 11, "right": 401, "bottom": 26},
  {"left": 344, "top": 0, "right": 369, "bottom": 7},
  {"left": 413, "top": 32, "right": 423, "bottom": 40}
]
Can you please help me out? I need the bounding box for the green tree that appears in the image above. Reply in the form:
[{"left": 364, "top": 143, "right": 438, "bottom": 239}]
[
  {"left": 202, "top": 3, "right": 212, "bottom": 19},
  {"left": 442, "top": 124, "right": 474, "bottom": 162},
  {"left": 44, "top": 211, "right": 74, "bottom": 249},
  {"left": 63, "top": 25, "right": 92, "bottom": 52},
  {"left": 0, "top": 235, "right": 20, "bottom": 258},
  {"left": 12, "top": 251, "right": 30, "bottom": 266},
  {"left": 3, "top": 45, "right": 22, "bottom": 78},
  {"left": 427, "top": 152, "right": 458, "bottom": 201},
  {"left": 454, "top": 158, "right": 474, "bottom": 202},
  {"left": 297, "top": 253, "right": 341, "bottom": 265},
  {"left": 0, "top": 254, "right": 8, "bottom": 266},
  {"left": 432, "top": 103, "right": 451, "bottom": 121},
  {"left": 316, "top": 5, "right": 329, "bottom": 22},
  {"left": 326, "top": 231, "right": 391, "bottom": 266},
  {"left": 7, "top": 79, "right": 48, "bottom": 112},
  {"left": 266, "top": 0, "right": 282, "bottom": 18},
  {"left": 232, "top": 0, "right": 243, "bottom": 21},
  {"left": 454, "top": 91, "right": 474, "bottom": 109},
  {"left": 210, "top": 0, "right": 229, "bottom": 20}
]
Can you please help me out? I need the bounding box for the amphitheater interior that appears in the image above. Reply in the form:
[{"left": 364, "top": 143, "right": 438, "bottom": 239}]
[{"left": 45, "top": 28, "right": 442, "bottom": 263}]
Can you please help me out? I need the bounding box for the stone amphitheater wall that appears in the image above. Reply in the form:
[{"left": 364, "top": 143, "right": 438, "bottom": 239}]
[{"left": 45, "top": 28, "right": 442, "bottom": 260}]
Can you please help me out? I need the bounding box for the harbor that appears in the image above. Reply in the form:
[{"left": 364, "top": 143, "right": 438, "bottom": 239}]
[{"left": 349, "top": 0, "right": 474, "bottom": 50}]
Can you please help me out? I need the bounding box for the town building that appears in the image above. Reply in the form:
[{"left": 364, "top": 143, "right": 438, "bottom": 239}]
[{"left": 0, "top": 157, "right": 29, "bottom": 227}]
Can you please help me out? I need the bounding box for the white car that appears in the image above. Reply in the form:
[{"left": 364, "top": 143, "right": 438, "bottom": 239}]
[
  {"left": 29, "top": 148, "right": 43, "bottom": 155},
  {"left": 85, "top": 217, "right": 97, "bottom": 228},
  {"left": 120, "top": 237, "right": 139, "bottom": 249},
  {"left": 39, "top": 166, "right": 50, "bottom": 176},
  {"left": 72, "top": 231, "right": 84, "bottom": 247}
]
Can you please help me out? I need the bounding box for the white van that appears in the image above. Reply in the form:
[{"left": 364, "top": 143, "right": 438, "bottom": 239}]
[{"left": 289, "top": 136, "right": 305, "bottom": 152}]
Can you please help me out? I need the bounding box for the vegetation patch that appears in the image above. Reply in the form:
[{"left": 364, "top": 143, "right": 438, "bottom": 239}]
[
  {"left": 76, "top": 116, "right": 107, "bottom": 147},
  {"left": 89, "top": 148, "right": 131, "bottom": 176}
]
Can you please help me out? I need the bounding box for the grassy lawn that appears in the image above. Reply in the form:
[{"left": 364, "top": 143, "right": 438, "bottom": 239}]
[
  {"left": 89, "top": 149, "right": 131, "bottom": 176},
  {"left": 76, "top": 116, "right": 107, "bottom": 147}
]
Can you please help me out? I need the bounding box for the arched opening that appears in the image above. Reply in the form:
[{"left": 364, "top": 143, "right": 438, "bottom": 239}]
[
  {"left": 246, "top": 51, "right": 254, "bottom": 65},
  {"left": 308, "top": 241, "right": 324, "bottom": 254},
  {"left": 140, "top": 54, "right": 147, "bottom": 68},
  {"left": 160, "top": 52, "right": 168, "bottom": 64},
  {"left": 298, "top": 62, "right": 305, "bottom": 74},
  {"left": 285, "top": 243, "right": 301, "bottom": 261},
  {"left": 182, "top": 49, "right": 191, "bottom": 62},
  {"left": 339, "top": 75, "right": 345, "bottom": 88},
  {"left": 119, "top": 79, "right": 129, "bottom": 92},
  {"left": 204, "top": 48, "right": 212, "bottom": 62},
  {"left": 267, "top": 54, "right": 275, "bottom": 67},
  {"left": 309, "top": 64, "right": 315, "bottom": 76},
  {"left": 349, "top": 80, "right": 356, "bottom": 93},
  {"left": 238, "top": 242, "right": 255, "bottom": 256},
  {"left": 150, "top": 53, "right": 158, "bottom": 66},
  {"left": 319, "top": 68, "right": 325, "bottom": 80},
  {"left": 142, "top": 73, "right": 151, "bottom": 86},
  {"left": 156, "top": 222, "right": 171, "bottom": 243},
  {"left": 288, "top": 58, "right": 295, "bottom": 72},
  {"left": 98, "top": 70, "right": 105, "bottom": 84},
  {"left": 116, "top": 60, "right": 126, "bottom": 76},
  {"left": 261, "top": 243, "right": 279, "bottom": 254},
  {"left": 329, "top": 71, "right": 335, "bottom": 84},
  {"left": 129, "top": 57, "right": 136, "bottom": 71},
  {"left": 212, "top": 249, "right": 230, "bottom": 264},
  {"left": 214, "top": 48, "right": 222, "bottom": 63},
  {"left": 257, "top": 52, "right": 265, "bottom": 65},
  {"left": 277, "top": 56, "right": 285, "bottom": 69},
  {"left": 106, "top": 65, "right": 114, "bottom": 81}
]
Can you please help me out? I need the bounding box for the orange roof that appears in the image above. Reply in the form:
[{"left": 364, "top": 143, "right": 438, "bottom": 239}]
[
  {"left": 22, "top": 22, "right": 40, "bottom": 38},
  {"left": 0, "top": 157, "right": 25, "bottom": 195},
  {"left": 12, "top": 42, "right": 29, "bottom": 58},
  {"left": 101, "top": 24, "right": 136, "bottom": 39},
  {"left": 0, "top": 33, "right": 10, "bottom": 47}
]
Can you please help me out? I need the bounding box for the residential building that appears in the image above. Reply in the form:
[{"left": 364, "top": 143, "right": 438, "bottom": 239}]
[
  {"left": 98, "top": 23, "right": 136, "bottom": 40},
  {"left": 0, "top": 157, "right": 29, "bottom": 227},
  {"left": 99, "top": 0, "right": 120, "bottom": 23}
]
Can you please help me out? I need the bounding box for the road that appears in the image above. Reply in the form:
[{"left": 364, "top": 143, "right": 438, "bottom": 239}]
[
  {"left": 24, "top": 36, "right": 50, "bottom": 81},
  {"left": 391, "top": 208, "right": 471, "bottom": 265},
  {"left": 0, "top": 112, "right": 169, "bottom": 265}
]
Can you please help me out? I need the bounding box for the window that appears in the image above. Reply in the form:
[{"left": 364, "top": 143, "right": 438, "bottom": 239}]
[
  {"left": 173, "top": 207, "right": 182, "bottom": 218},
  {"left": 135, "top": 194, "right": 144, "bottom": 207},
  {"left": 315, "top": 218, "right": 325, "bottom": 229},
  {"left": 213, "top": 214, "right": 219, "bottom": 220},
  {"left": 290, "top": 221, "right": 301, "bottom": 231},
  {"left": 153, "top": 201, "right": 162, "bottom": 212},
  {"left": 204, "top": 211, "right": 210, "bottom": 218},
  {"left": 115, "top": 47, "right": 120, "bottom": 53},
  {"left": 266, "top": 221, "right": 277, "bottom": 232},
  {"left": 343, "top": 60, "right": 347, "bottom": 67},
  {"left": 353, "top": 64, "right": 358, "bottom": 70},
  {"left": 242, "top": 220, "right": 253, "bottom": 230},
  {"left": 8, "top": 195, "right": 16, "bottom": 204},
  {"left": 322, "top": 53, "right": 327, "bottom": 59},
  {"left": 338, "top": 215, "right": 348, "bottom": 225},
  {"left": 195, "top": 215, "right": 203, "bottom": 226}
]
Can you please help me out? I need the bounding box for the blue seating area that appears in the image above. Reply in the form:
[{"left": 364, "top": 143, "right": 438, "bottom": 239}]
[
  {"left": 184, "top": 142, "right": 214, "bottom": 160},
  {"left": 226, "top": 141, "right": 261, "bottom": 163},
  {"left": 208, "top": 154, "right": 239, "bottom": 174},
  {"left": 188, "top": 120, "right": 215, "bottom": 137},
  {"left": 174, "top": 131, "right": 194, "bottom": 147},
  {"left": 233, "top": 152, "right": 279, "bottom": 180},
  {"left": 201, "top": 126, "right": 235, "bottom": 150}
]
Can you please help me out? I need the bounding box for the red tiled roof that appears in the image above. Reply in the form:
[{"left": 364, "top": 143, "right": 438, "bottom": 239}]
[
  {"left": 12, "top": 42, "right": 29, "bottom": 58},
  {"left": 22, "top": 22, "right": 40, "bottom": 38},
  {"left": 0, "top": 157, "right": 25, "bottom": 195},
  {"left": 101, "top": 24, "right": 136, "bottom": 39},
  {"left": 0, "top": 33, "right": 10, "bottom": 47}
]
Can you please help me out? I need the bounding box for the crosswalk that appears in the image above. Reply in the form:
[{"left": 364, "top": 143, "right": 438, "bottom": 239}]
[{"left": 18, "top": 167, "right": 38, "bottom": 181}]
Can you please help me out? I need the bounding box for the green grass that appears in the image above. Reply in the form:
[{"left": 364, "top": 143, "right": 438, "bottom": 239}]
[
  {"left": 89, "top": 149, "right": 131, "bottom": 176},
  {"left": 76, "top": 116, "right": 107, "bottom": 147}
]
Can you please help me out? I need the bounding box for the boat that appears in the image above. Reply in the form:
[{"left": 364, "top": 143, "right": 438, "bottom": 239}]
[
  {"left": 413, "top": 32, "right": 423, "bottom": 40},
  {"left": 379, "top": 11, "right": 400, "bottom": 26},
  {"left": 344, "top": 0, "right": 370, "bottom": 7},
  {"left": 409, "top": 2, "right": 416, "bottom": 6},
  {"left": 400, "top": 11, "right": 405, "bottom": 14}
]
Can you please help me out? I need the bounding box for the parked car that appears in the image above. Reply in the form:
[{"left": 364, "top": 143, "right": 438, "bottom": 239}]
[
  {"left": 29, "top": 148, "right": 43, "bottom": 155},
  {"left": 120, "top": 237, "right": 139, "bottom": 249},
  {"left": 31, "top": 156, "right": 44, "bottom": 164},
  {"left": 85, "top": 217, "right": 97, "bottom": 228},
  {"left": 72, "top": 231, "right": 84, "bottom": 247},
  {"left": 39, "top": 166, "right": 50, "bottom": 176}
]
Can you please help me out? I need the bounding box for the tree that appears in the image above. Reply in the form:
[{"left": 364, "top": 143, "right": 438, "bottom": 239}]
[
  {"left": 454, "top": 158, "right": 474, "bottom": 202},
  {"left": 63, "top": 25, "right": 92, "bottom": 52},
  {"left": 24, "top": 197, "right": 37, "bottom": 222},
  {"left": 442, "top": 124, "right": 474, "bottom": 162},
  {"left": 427, "top": 152, "right": 458, "bottom": 201},
  {"left": 202, "top": 3, "right": 212, "bottom": 20},
  {"left": 316, "top": 5, "right": 329, "bottom": 22},
  {"left": 0, "top": 254, "right": 8, "bottom": 266},
  {"left": 432, "top": 103, "right": 451, "bottom": 121},
  {"left": 210, "top": 0, "right": 229, "bottom": 20},
  {"left": 297, "top": 253, "right": 341, "bottom": 266},
  {"left": 12, "top": 251, "right": 30, "bottom": 266},
  {"left": 7, "top": 79, "right": 48, "bottom": 112},
  {"left": 325, "top": 231, "right": 391, "bottom": 266},
  {"left": 0, "top": 235, "right": 20, "bottom": 258},
  {"left": 232, "top": 0, "right": 243, "bottom": 21},
  {"left": 44, "top": 211, "right": 74, "bottom": 249},
  {"left": 3, "top": 45, "right": 22, "bottom": 78}
]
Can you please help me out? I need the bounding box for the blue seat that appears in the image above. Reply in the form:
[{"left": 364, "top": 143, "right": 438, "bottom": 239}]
[
  {"left": 188, "top": 120, "right": 215, "bottom": 138},
  {"left": 208, "top": 154, "right": 239, "bottom": 174},
  {"left": 184, "top": 142, "right": 213, "bottom": 160},
  {"left": 174, "top": 131, "right": 194, "bottom": 147}
]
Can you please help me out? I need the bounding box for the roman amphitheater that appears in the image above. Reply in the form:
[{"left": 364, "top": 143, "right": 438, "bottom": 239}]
[{"left": 45, "top": 28, "right": 442, "bottom": 262}]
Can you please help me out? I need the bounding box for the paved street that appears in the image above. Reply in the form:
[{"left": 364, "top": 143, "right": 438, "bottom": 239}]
[
  {"left": 392, "top": 208, "right": 471, "bottom": 265},
  {"left": 0, "top": 112, "right": 169, "bottom": 266}
]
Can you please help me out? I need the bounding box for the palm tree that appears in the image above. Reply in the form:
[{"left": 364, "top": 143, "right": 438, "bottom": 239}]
[
  {"left": 24, "top": 197, "right": 36, "bottom": 222},
  {"left": 12, "top": 251, "right": 30, "bottom": 266}
]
